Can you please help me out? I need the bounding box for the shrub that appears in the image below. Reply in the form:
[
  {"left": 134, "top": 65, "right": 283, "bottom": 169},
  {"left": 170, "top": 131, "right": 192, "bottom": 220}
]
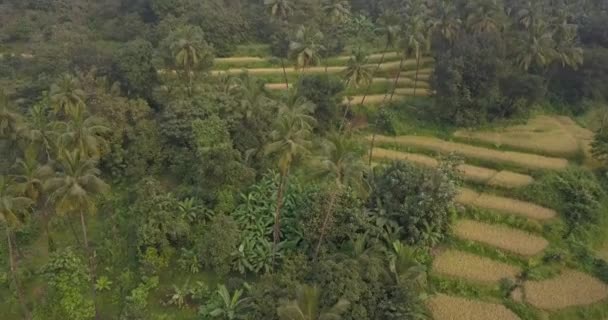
[
  {"left": 370, "top": 160, "right": 460, "bottom": 246},
  {"left": 296, "top": 75, "right": 345, "bottom": 132},
  {"left": 197, "top": 214, "right": 240, "bottom": 276}
]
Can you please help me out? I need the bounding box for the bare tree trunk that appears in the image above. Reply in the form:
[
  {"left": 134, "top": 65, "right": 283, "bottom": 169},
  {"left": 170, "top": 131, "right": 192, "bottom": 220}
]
[
  {"left": 80, "top": 211, "right": 100, "bottom": 320},
  {"left": 281, "top": 58, "right": 289, "bottom": 89},
  {"left": 361, "top": 44, "right": 390, "bottom": 106},
  {"left": 413, "top": 54, "right": 421, "bottom": 96},
  {"left": 368, "top": 133, "right": 378, "bottom": 166},
  {"left": 314, "top": 188, "right": 339, "bottom": 260},
  {"left": 339, "top": 79, "right": 353, "bottom": 132},
  {"left": 272, "top": 171, "right": 288, "bottom": 269},
  {"left": 388, "top": 56, "right": 406, "bottom": 102},
  {"left": 6, "top": 228, "right": 31, "bottom": 320}
]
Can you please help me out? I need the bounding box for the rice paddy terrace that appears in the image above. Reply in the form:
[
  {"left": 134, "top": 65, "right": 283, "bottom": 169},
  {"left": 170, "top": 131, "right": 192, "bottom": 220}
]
[{"left": 371, "top": 115, "right": 608, "bottom": 319}]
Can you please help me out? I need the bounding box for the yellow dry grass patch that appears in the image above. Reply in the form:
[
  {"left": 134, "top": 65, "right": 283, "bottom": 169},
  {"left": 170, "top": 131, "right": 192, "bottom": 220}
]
[
  {"left": 394, "top": 88, "right": 432, "bottom": 97},
  {"left": 453, "top": 115, "right": 594, "bottom": 158},
  {"left": 370, "top": 135, "right": 569, "bottom": 170},
  {"left": 433, "top": 249, "right": 521, "bottom": 283},
  {"left": 372, "top": 148, "right": 533, "bottom": 188},
  {"left": 401, "top": 68, "right": 433, "bottom": 77},
  {"left": 524, "top": 270, "right": 608, "bottom": 310},
  {"left": 333, "top": 51, "right": 401, "bottom": 61},
  {"left": 456, "top": 188, "right": 556, "bottom": 221},
  {"left": 215, "top": 56, "right": 265, "bottom": 63},
  {"left": 371, "top": 77, "right": 431, "bottom": 89},
  {"left": 211, "top": 66, "right": 346, "bottom": 76},
  {"left": 264, "top": 83, "right": 291, "bottom": 90},
  {"left": 377, "top": 58, "right": 433, "bottom": 71},
  {"left": 427, "top": 294, "right": 520, "bottom": 320},
  {"left": 454, "top": 219, "right": 549, "bottom": 256}
]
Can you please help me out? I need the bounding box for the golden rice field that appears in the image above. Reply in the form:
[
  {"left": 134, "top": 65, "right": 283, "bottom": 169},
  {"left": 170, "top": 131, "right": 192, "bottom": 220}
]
[
  {"left": 371, "top": 77, "right": 431, "bottom": 88},
  {"left": 264, "top": 83, "right": 291, "bottom": 90},
  {"left": 372, "top": 148, "right": 533, "bottom": 188},
  {"left": 371, "top": 135, "right": 569, "bottom": 171},
  {"left": 427, "top": 294, "right": 521, "bottom": 320},
  {"left": 343, "top": 94, "right": 403, "bottom": 106},
  {"left": 215, "top": 56, "right": 266, "bottom": 63},
  {"left": 453, "top": 219, "right": 549, "bottom": 256},
  {"left": 453, "top": 115, "right": 593, "bottom": 158},
  {"left": 455, "top": 188, "right": 556, "bottom": 221},
  {"left": 401, "top": 68, "right": 433, "bottom": 77},
  {"left": 524, "top": 270, "right": 608, "bottom": 310},
  {"left": 394, "top": 88, "right": 433, "bottom": 97},
  {"left": 432, "top": 249, "right": 521, "bottom": 283}
]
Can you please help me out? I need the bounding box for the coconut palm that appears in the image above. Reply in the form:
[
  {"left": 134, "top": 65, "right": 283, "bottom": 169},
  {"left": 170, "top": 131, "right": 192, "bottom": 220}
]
[
  {"left": 26, "top": 103, "right": 57, "bottom": 162},
  {"left": 0, "top": 90, "right": 22, "bottom": 140},
  {"left": 170, "top": 26, "right": 208, "bottom": 93},
  {"left": 50, "top": 74, "right": 86, "bottom": 117},
  {"left": 0, "top": 176, "right": 33, "bottom": 320},
  {"left": 277, "top": 285, "right": 350, "bottom": 320},
  {"left": 46, "top": 149, "right": 109, "bottom": 320},
  {"left": 289, "top": 26, "right": 326, "bottom": 72},
  {"left": 388, "top": 241, "right": 426, "bottom": 287},
  {"left": 265, "top": 0, "right": 292, "bottom": 21},
  {"left": 515, "top": 21, "right": 556, "bottom": 71},
  {"left": 342, "top": 51, "right": 373, "bottom": 89},
  {"left": 234, "top": 74, "right": 273, "bottom": 121},
  {"left": 265, "top": 96, "right": 315, "bottom": 259},
  {"left": 312, "top": 133, "right": 367, "bottom": 258},
  {"left": 430, "top": 0, "right": 462, "bottom": 45},
  {"left": 465, "top": 0, "right": 505, "bottom": 34},
  {"left": 57, "top": 108, "right": 109, "bottom": 160},
  {"left": 391, "top": 15, "right": 429, "bottom": 101},
  {"left": 12, "top": 148, "right": 55, "bottom": 252},
  {"left": 322, "top": 0, "right": 351, "bottom": 24},
  {"left": 553, "top": 22, "right": 584, "bottom": 70}
]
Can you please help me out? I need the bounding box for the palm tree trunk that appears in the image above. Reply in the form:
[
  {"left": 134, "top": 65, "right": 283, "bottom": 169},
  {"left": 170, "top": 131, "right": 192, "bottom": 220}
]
[
  {"left": 388, "top": 56, "right": 406, "bottom": 102},
  {"left": 339, "top": 79, "right": 353, "bottom": 132},
  {"left": 368, "top": 133, "right": 377, "bottom": 166},
  {"left": 314, "top": 187, "right": 339, "bottom": 260},
  {"left": 66, "top": 216, "right": 82, "bottom": 247},
  {"left": 43, "top": 211, "right": 54, "bottom": 253},
  {"left": 6, "top": 228, "right": 31, "bottom": 320},
  {"left": 80, "top": 210, "right": 100, "bottom": 320},
  {"left": 361, "top": 44, "right": 390, "bottom": 106},
  {"left": 413, "top": 55, "right": 421, "bottom": 96},
  {"left": 272, "top": 170, "right": 288, "bottom": 269},
  {"left": 280, "top": 58, "right": 289, "bottom": 89}
]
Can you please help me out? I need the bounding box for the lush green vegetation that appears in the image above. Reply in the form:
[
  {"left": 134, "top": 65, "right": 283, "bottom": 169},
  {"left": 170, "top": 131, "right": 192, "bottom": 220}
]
[{"left": 1, "top": 0, "right": 608, "bottom": 319}]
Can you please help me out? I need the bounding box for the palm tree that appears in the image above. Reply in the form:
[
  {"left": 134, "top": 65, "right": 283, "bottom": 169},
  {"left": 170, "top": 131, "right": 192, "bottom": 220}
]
[
  {"left": 312, "top": 133, "right": 367, "bottom": 258},
  {"left": 289, "top": 26, "right": 326, "bottom": 72},
  {"left": 26, "top": 104, "right": 57, "bottom": 162},
  {"left": 209, "top": 285, "right": 250, "bottom": 320},
  {"left": 265, "top": 0, "right": 292, "bottom": 21},
  {"left": 265, "top": 95, "right": 316, "bottom": 261},
  {"left": 12, "top": 148, "right": 55, "bottom": 252},
  {"left": 430, "top": 0, "right": 462, "bottom": 45},
  {"left": 170, "top": 26, "right": 207, "bottom": 94},
  {"left": 234, "top": 74, "right": 272, "bottom": 121},
  {"left": 50, "top": 74, "right": 85, "bottom": 118},
  {"left": 277, "top": 285, "right": 350, "bottom": 320},
  {"left": 46, "top": 150, "right": 109, "bottom": 320},
  {"left": 391, "top": 15, "right": 429, "bottom": 101},
  {"left": 465, "top": 0, "right": 505, "bottom": 34},
  {"left": 388, "top": 241, "right": 426, "bottom": 287},
  {"left": 340, "top": 51, "right": 373, "bottom": 129},
  {"left": 322, "top": 0, "right": 351, "bottom": 24},
  {"left": 0, "top": 176, "right": 33, "bottom": 320},
  {"left": 0, "top": 90, "right": 22, "bottom": 140},
  {"left": 514, "top": 21, "right": 556, "bottom": 71},
  {"left": 57, "top": 108, "right": 109, "bottom": 160}
]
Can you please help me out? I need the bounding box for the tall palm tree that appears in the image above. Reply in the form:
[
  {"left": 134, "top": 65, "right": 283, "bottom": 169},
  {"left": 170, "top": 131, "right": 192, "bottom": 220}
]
[
  {"left": 322, "top": 0, "right": 351, "bottom": 24},
  {"left": 312, "top": 133, "right": 367, "bottom": 258},
  {"left": 392, "top": 15, "right": 429, "bottom": 101},
  {"left": 26, "top": 103, "right": 57, "bottom": 162},
  {"left": 265, "top": 95, "right": 316, "bottom": 261},
  {"left": 289, "top": 26, "right": 326, "bottom": 72},
  {"left": 57, "top": 108, "right": 109, "bottom": 160},
  {"left": 234, "top": 74, "right": 272, "bottom": 121},
  {"left": 46, "top": 150, "right": 109, "bottom": 320},
  {"left": 340, "top": 51, "right": 373, "bottom": 130},
  {"left": 170, "top": 26, "right": 207, "bottom": 94},
  {"left": 0, "top": 90, "right": 22, "bottom": 140},
  {"left": 277, "top": 285, "right": 350, "bottom": 320},
  {"left": 12, "top": 148, "right": 55, "bottom": 252},
  {"left": 465, "top": 0, "right": 505, "bottom": 34},
  {"left": 265, "top": 0, "right": 292, "bottom": 21},
  {"left": 50, "top": 74, "right": 85, "bottom": 118},
  {"left": 514, "top": 21, "right": 556, "bottom": 71},
  {"left": 430, "top": 0, "right": 462, "bottom": 45},
  {"left": 0, "top": 176, "right": 33, "bottom": 320}
]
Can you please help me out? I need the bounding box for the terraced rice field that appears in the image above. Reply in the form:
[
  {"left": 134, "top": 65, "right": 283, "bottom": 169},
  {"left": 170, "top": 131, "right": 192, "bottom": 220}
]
[
  {"left": 433, "top": 249, "right": 521, "bottom": 283},
  {"left": 371, "top": 135, "right": 569, "bottom": 170},
  {"left": 454, "top": 115, "right": 593, "bottom": 157},
  {"left": 427, "top": 294, "right": 520, "bottom": 320},
  {"left": 456, "top": 188, "right": 557, "bottom": 221},
  {"left": 524, "top": 270, "right": 608, "bottom": 310},
  {"left": 372, "top": 148, "right": 533, "bottom": 188},
  {"left": 453, "top": 219, "right": 549, "bottom": 256}
]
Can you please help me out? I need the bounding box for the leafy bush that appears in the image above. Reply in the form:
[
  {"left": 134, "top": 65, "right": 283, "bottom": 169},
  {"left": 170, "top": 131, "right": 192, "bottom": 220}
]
[
  {"left": 197, "top": 214, "right": 240, "bottom": 276},
  {"left": 296, "top": 75, "right": 345, "bottom": 132},
  {"left": 370, "top": 160, "right": 460, "bottom": 246}
]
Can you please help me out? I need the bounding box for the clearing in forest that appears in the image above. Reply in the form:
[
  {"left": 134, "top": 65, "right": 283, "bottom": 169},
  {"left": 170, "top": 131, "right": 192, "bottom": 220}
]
[
  {"left": 453, "top": 219, "right": 549, "bottom": 256},
  {"left": 427, "top": 294, "right": 520, "bottom": 320},
  {"left": 456, "top": 188, "right": 556, "bottom": 221},
  {"left": 453, "top": 115, "right": 593, "bottom": 158},
  {"left": 523, "top": 270, "right": 608, "bottom": 310},
  {"left": 372, "top": 148, "right": 533, "bottom": 188},
  {"left": 432, "top": 249, "right": 521, "bottom": 283},
  {"left": 371, "top": 135, "right": 569, "bottom": 170}
]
